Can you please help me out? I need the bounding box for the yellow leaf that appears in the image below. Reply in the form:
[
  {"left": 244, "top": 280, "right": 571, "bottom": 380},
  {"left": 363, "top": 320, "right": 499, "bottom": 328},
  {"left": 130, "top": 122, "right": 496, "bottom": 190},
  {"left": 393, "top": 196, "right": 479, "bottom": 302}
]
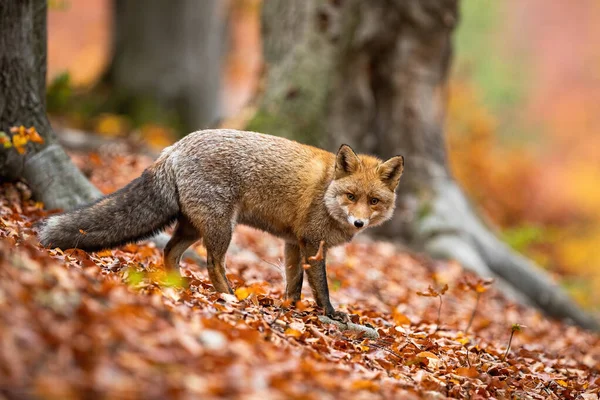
[
  {"left": 555, "top": 379, "right": 568, "bottom": 388},
  {"left": 456, "top": 337, "right": 470, "bottom": 346},
  {"left": 96, "top": 249, "right": 113, "bottom": 257},
  {"left": 284, "top": 328, "right": 302, "bottom": 338},
  {"left": 140, "top": 124, "right": 174, "bottom": 149},
  {"left": 12, "top": 133, "right": 28, "bottom": 154},
  {"left": 163, "top": 270, "right": 185, "bottom": 288},
  {"left": 416, "top": 351, "right": 438, "bottom": 359},
  {"left": 235, "top": 287, "right": 250, "bottom": 300},
  {"left": 95, "top": 114, "right": 128, "bottom": 137}
]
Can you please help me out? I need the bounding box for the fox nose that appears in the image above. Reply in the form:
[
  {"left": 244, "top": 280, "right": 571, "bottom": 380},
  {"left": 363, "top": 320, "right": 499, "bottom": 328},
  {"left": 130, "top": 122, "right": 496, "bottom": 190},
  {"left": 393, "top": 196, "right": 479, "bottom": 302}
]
[{"left": 354, "top": 220, "right": 364, "bottom": 228}]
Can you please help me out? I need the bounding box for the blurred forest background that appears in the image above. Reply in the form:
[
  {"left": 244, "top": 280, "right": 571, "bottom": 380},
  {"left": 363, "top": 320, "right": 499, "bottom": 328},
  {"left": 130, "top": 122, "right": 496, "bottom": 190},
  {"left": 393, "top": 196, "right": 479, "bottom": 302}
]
[{"left": 45, "top": 0, "right": 600, "bottom": 310}]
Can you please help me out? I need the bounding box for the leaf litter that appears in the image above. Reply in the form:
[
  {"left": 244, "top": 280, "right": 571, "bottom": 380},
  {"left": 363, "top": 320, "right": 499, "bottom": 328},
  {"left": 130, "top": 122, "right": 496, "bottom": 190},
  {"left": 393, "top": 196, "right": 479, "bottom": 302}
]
[{"left": 0, "top": 150, "right": 599, "bottom": 399}]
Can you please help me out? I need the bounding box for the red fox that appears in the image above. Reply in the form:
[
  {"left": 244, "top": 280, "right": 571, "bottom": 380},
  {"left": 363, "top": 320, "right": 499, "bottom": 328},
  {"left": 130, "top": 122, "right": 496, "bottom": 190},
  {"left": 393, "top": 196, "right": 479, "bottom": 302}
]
[{"left": 39, "top": 130, "right": 404, "bottom": 321}]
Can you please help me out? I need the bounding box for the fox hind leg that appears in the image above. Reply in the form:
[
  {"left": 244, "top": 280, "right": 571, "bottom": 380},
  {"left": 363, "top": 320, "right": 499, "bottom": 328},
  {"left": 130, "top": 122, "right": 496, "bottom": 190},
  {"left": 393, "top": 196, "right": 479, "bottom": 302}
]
[
  {"left": 284, "top": 242, "right": 303, "bottom": 302},
  {"left": 164, "top": 215, "right": 201, "bottom": 272},
  {"left": 199, "top": 218, "right": 234, "bottom": 294}
]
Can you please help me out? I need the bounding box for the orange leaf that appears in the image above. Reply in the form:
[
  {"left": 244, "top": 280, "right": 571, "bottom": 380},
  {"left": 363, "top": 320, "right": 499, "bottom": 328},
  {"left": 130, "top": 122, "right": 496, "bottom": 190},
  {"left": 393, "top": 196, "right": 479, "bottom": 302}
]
[
  {"left": 308, "top": 240, "right": 325, "bottom": 263},
  {"left": 456, "top": 367, "right": 479, "bottom": 378},
  {"left": 284, "top": 328, "right": 302, "bottom": 338},
  {"left": 27, "top": 128, "right": 44, "bottom": 144},
  {"left": 417, "top": 285, "right": 439, "bottom": 297},
  {"left": 392, "top": 310, "right": 411, "bottom": 326},
  {"left": 351, "top": 380, "right": 380, "bottom": 391}
]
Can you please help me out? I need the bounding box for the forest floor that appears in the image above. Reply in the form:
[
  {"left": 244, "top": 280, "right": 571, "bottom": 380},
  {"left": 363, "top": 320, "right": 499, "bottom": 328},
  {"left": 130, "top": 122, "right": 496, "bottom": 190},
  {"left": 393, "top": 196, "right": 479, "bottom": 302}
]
[{"left": 0, "top": 146, "right": 599, "bottom": 399}]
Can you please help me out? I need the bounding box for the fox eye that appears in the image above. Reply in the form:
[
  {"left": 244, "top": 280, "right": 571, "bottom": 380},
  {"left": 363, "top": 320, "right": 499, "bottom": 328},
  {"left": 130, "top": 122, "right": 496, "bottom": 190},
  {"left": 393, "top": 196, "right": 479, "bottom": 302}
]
[
  {"left": 370, "top": 198, "right": 380, "bottom": 205},
  {"left": 346, "top": 193, "right": 356, "bottom": 201}
]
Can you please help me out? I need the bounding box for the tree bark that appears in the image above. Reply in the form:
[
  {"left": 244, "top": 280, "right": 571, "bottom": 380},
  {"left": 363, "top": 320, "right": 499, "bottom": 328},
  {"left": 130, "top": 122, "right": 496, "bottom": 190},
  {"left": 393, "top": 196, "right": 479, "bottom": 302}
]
[
  {"left": 0, "top": 0, "right": 100, "bottom": 210},
  {"left": 105, "top": 0, "right": 227, "bottom": 133},
  {"left": 253, "top": 0, "right": 599, "bottom": 330}
]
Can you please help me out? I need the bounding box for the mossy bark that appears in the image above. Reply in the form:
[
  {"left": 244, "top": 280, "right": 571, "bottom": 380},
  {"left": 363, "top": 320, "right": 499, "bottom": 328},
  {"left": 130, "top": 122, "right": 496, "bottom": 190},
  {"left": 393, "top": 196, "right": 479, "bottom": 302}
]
[{"left": 247, "top": 0, "right": 334, "bottom": 147}]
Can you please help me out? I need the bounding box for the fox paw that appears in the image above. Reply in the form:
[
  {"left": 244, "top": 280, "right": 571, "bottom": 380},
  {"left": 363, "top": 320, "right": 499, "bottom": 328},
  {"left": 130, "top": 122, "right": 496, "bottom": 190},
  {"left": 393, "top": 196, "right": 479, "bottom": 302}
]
[{"left": 326, "top": 310, "right": 350, "bottom": 324}]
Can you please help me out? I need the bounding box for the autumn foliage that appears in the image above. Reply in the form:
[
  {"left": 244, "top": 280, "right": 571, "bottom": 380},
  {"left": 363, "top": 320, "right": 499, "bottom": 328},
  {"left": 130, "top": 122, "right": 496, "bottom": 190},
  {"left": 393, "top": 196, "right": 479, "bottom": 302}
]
[
  {"left": 0, "top": 126, "right": 44, "bottom": 154},
  {"left": 1, "top": 150, "right": 599, "bottom": 399},
  {"left": 447, "top": 80, "right": 600, "bottom": 310}
]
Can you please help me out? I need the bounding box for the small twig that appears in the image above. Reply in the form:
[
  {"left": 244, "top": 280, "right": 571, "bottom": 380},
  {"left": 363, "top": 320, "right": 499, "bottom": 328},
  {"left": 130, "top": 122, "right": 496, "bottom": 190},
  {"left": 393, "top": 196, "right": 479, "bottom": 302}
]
[
  {"left": 308, "top": 325, "right": 330, "bottom": 342},
  {"left": 502, "top": 323, "right": 524, "bottom": 362},
  {"left": 435, "top": 295, "right": 443, "bottom": 331},
  {"left": 351, "top": 339, "right": 402, "bottom": 360},
  {"left": 501, "top": 331, "right": 514, "bottom": 362},
  {"left": 465, "top": 292, "right": 480, "bottom": 334},
  {"left": 261, "top": 258, "right": 283, "bottom": 273},
  {"left": 267, "top": 307, "right": 284, "bottom": 328},
  {"left": 466, "top": 346, "right": 471, "bottom": 368},
  {"left": 261, "top": 258, "right": 284, "bottom": 280}
]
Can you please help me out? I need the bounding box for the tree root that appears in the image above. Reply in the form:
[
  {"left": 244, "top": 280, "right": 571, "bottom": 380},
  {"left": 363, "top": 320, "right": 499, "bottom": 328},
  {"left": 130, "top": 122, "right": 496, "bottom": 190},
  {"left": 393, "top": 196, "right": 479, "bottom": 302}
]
[
  {"left": 318, "top": 315, "right": 380, "bottom": 339},
  {"left": 417, "top": 179, "right": 599, "bottom": 331}
]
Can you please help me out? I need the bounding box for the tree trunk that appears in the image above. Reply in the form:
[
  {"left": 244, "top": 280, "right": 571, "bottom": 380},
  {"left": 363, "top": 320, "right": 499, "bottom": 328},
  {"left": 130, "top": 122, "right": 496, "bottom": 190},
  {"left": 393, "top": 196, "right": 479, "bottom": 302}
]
[
  {"left": 0, "top": 0, "right": 203, "bottom": 266},
  {"left": 0, "top": 0, "right": 100, "bottom": 210},
  {"left": 106, "top": 0, "right": 227, "bottom": 133},
  {"left": 252, "top": 0, "right": 599, "bottom": 330}
]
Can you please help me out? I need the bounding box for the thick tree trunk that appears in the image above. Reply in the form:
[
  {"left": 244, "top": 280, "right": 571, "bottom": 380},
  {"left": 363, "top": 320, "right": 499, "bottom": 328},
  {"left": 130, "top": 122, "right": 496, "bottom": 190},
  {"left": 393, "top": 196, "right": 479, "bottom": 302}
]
[
  {"left": 106, "top": 0, "right": 226, "bottom": 133},
  {"left": 252, "top": 0, "right": 599, "bottom": 330},
  {"left": 0, "top": 0, "right": 100, "bottom": 209}
]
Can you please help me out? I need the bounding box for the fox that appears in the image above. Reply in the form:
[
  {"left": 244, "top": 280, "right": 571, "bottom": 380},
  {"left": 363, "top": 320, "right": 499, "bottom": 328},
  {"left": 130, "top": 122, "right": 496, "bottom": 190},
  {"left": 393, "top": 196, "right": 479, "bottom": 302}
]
[{"left": 38, "top": 129, "right": 404, "bottom": 321}]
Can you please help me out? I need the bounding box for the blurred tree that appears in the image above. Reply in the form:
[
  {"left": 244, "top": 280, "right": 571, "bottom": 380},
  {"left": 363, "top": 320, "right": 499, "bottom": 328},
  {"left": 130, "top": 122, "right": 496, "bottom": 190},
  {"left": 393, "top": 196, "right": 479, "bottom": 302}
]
[
  {"left": 0, "top": 0, "right": 100, "bottom": 209},
  {"left": 0, "top": 0, "right": 200, "bottom": 262},
  {"left": 249, "top": 0, "right": 599, "bottom": 330},
  {"left": 104, "top": 0, "right": 226, "bottom": 133}
]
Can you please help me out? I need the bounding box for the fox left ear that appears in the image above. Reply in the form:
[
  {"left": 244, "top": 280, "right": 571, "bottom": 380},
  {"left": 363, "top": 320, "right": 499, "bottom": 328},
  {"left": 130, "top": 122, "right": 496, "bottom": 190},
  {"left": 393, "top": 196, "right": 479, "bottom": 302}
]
[
  {"left": 378, "top": 155, "right": 404, "bottom": 190},
  {"left": 335, "top": 144, "right": 361, "bottom": 179}
]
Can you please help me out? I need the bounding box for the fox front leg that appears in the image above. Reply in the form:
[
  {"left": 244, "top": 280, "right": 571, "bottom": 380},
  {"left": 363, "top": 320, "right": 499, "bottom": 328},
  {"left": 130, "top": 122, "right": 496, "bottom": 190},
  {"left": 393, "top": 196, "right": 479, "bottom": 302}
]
[{"left": 301, "top": 241, "right": 348, "bottom": 323}]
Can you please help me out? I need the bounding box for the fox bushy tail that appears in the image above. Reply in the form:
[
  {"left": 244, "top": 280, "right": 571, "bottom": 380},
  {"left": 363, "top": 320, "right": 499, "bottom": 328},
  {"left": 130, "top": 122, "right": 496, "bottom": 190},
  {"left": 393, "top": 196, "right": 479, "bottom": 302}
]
[{"left": 38, "top": 159, "right": 179, "bottom": 251}]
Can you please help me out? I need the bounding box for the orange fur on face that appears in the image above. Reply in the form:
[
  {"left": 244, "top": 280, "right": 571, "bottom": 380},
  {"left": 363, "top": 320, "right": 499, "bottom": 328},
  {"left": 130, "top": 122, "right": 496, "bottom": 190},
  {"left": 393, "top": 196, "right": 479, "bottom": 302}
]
[{"left": 325, "top": 146, "right": 403, "bottom": 231}]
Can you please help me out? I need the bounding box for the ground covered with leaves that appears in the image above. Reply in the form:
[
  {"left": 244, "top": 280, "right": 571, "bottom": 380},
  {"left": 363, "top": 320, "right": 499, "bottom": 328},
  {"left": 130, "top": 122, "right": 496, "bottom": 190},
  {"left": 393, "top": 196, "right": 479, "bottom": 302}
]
[{"left": 1, "top": 149, "right": 599, "bottom": 399}]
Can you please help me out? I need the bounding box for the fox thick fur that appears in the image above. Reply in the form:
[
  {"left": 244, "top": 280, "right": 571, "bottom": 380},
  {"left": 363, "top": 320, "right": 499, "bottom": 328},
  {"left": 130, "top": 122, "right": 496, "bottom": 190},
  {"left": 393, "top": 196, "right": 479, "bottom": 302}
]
[{"left": 38, "top": 129, "right": 404, "bottom": 320}]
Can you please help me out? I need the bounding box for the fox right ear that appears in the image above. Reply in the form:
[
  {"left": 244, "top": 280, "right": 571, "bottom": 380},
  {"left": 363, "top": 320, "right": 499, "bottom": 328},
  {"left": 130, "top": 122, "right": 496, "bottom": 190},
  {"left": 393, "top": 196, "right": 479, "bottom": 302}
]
[
  {"left": 378, "top": 155, "right": 404, "bottom": 190},
  {"left": 335, "top": 144, "right": 361, "bottom": 179}
]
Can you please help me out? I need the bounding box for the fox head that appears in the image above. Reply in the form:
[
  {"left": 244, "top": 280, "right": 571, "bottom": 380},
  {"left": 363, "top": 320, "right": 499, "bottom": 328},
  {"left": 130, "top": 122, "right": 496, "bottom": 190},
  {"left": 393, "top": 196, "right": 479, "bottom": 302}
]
[{"left": 325, "top": 144, "right": 404, "bottom": 231}]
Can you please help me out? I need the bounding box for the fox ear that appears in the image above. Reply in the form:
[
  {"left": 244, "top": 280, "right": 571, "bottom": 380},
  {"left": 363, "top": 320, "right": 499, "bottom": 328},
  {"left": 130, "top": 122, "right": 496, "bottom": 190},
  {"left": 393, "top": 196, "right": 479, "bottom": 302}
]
[
  {"left": 335, "top": 144, "right": 361, "bottom": 179},
  {"left": 378, "top": 155, "right": 404, "bottom": 190}
]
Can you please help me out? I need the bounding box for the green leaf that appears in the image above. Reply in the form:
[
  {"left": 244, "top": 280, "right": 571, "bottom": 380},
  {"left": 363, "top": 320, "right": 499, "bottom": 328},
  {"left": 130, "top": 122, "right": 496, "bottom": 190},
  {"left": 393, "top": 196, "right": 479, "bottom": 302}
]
[{"left": 0, "top": 132, "right": 12, "bottom": 148}]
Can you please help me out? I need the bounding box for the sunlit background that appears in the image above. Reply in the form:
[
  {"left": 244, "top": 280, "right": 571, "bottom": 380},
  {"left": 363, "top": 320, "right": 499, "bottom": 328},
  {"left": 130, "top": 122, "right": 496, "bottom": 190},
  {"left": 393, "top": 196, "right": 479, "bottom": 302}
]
[{"left": 46, "top": 0, "right": 600, "bottom": 309}]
